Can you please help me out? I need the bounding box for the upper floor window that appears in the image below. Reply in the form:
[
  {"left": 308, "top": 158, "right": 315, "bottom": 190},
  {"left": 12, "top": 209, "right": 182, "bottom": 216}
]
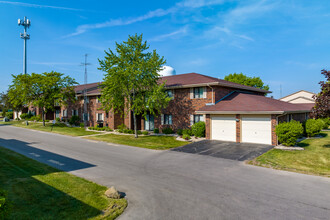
[
  {"left": 165, "top": 90, "right": 174, "bottom": 98},
  {"left": 97, "top": 95, "right": 101, "bottom": 103},
  {"left": 97, "top": 113, "right": 104, "bottom": 121},
  {"left": 193, "top": 87, "right": 204, "bottom": 99}
]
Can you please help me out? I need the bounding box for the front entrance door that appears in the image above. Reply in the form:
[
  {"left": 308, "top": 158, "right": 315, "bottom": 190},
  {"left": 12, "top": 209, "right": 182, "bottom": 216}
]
[{"left": 145, "top": 114, "right": 154, "bottom": 131}]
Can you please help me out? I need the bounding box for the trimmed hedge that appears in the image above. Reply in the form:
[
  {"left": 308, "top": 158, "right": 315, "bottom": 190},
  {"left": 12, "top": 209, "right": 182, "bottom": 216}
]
[
  {"left": 191, "top": 121, "right": 205, "bottom": 137},
  {"left": 5, "top": 112, "right": 13, "bottom": 119},
  {"left": 69, "top": 116, "right": 80, "bottom": 126},
  {"left": 305, "top": 119, "right": 323, "bottom": 137},
  {"left": 182, "top": 129, "right": 192, "bottom": 136},
  {"left": 182, "top": 134, "right": 191, "bottom": 140},
  {"left": 275, "top": 120, "right": 303, "bottom": 146},
  {"left": 162, "top": 127, "right": 174, "bottom": 134},
  {"left": 177, "top": 129, "right": 183, "bottom": 136}
]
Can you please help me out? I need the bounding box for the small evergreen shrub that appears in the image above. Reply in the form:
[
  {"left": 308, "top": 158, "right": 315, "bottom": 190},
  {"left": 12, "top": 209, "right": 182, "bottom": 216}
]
[
  {"left": 5, "top": 112, "right": 13, "bottom": 119},
  {"left": 316, "top": 119, "right": 326, "bottom": 130},
  {"left": 275, "top": 120, "right": 303, "bottom": 146},
  {"left": 69, "top": 115, "right": 80, "bottom": 126},
  {"left": 305, "top": 119, "right": 322, "bottom": 137},
  {"left": 182, "top": 128, "right": 192, "bottom": 136},
  {"left": 177, "top": 129, "right": 183, "bottom": 136},
  {"left": 191, "top": 121, "right": 206, "bottom": 137},
  {"left": 137, "top": 130, "right": 142, "bottom": 135},
  {"left": 142, "top": 131, "right": 149, "bottom": 135},
  {"left": 162, "top": 127, "right": 173, "bottom": 134},
  {"left": 154, "top": 128, "right": 159, "bottom": 134},
  {"left": 321, "top": 117, "right": 330, "bottom": 129},
  {"left": 56, "top": 117, "right": 61, "bottom": 122},
  {"left": 182, "top": 134, "right": 191, "bottom": 140},
  {"left": 79, "top": 122, "right": 85, "bottom": 127},
  {"left": 117, "top": 124, "right": 127, "bottom": 130}
]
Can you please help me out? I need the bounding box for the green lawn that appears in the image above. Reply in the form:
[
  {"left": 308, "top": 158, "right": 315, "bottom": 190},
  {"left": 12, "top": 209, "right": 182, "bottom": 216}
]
[
  {"left": 85, "top": 134, "right": 188, "bottom": 150},
  {"left": 0, "top": 147, "right": 127, "bottom": 219},
  {"left": 0, "top": 120, "right": 98, "bottom": 136},
  {"left": 248, "top": 131, "right": 330, "bottom": 177}
]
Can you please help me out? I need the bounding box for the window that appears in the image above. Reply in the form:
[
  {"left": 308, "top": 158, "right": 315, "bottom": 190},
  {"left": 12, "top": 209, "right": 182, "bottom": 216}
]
[
  {"left": 84, "top": 96, "right": 89, "bottom": 104},
  {"left": 72, "top": 109, "right": 78, "bottom": 116},
  {"left": 165, "top": 90, "right": 174, "bottom": 98},
  {"left": 194, "top": 115, "right": 204, "bottom": 123},
  {"left": 287, "top": 114, "right": 292, "bottom": 122},
  {"left": 97, "top": 95, "right": 101, "bottom": 103},
  {"left": 83, "top": 113, "right": 89, "bottom": 121},
  {"left": 62, "top": 109, "right": 67, "bottom": 117},
  {"left": 164, "top": 114, "right": 172, "bottom": 125},
  {"left": 97, "top": 113, "right": 103, "bottom": 121},
  {"left": 193, "top": 87, "right": 204, "bottom": 99}
]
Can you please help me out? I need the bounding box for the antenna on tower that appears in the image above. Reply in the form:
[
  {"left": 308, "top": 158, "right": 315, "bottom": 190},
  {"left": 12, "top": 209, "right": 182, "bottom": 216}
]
[{"left": 81, "top": 54, "right": 91, "bottom": 127}]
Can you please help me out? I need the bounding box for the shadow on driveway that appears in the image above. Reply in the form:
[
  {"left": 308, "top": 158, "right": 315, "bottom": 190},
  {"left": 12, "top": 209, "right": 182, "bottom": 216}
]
[{"left": 172, "top": 140, "right": 273, "bottom": 161}]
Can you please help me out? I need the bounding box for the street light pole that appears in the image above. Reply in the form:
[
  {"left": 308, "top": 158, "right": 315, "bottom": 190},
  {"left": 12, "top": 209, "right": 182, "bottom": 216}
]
[{"left": 18, "top": 16, "right": 30, "bottom": 74}]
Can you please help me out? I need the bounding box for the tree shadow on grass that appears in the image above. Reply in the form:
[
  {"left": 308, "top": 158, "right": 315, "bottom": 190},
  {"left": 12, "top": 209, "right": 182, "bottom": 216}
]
[{"left": 0, "top": 138, "right": 107, "bottom": 219}]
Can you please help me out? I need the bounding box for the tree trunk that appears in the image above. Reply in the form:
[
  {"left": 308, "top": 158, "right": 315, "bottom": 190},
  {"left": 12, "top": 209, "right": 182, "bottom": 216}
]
[
  {"left": 133, "top": 109, "right": 138, "bottom": 138},
  {"left": 42, "top": 108, "right": 45, "bottom": 126}
]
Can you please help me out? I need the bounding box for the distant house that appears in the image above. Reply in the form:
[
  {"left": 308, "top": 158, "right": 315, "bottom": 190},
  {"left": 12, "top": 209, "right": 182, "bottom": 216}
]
[{"left": 279, "top": 90, "right": 316, "bottom": 104}]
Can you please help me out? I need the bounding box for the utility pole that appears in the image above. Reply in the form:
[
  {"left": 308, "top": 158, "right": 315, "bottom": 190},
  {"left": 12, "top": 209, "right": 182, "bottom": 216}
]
[
  {"left": 81, "top": 54, "right": 91, "bottom": 127},
  {"left": 18, "top": 16, "right": 31, "bottom": 74}
]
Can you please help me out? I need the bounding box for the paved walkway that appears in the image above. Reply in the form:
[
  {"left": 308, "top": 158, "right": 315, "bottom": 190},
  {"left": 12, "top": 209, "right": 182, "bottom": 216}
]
[{"left": 0, "top": 125, "right": 329, "bottom": 220}]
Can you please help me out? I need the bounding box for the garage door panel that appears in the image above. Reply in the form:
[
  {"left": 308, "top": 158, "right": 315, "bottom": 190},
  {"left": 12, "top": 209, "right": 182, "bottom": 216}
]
[
  {"left": 211, "top": 116, "right": 236, "bottom": 142},
  {"left": 242, "top": 115, "right": 271, "bottom": 145}
]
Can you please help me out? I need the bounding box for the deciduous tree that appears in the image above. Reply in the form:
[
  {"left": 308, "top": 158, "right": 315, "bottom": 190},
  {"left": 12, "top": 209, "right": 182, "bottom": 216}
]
[
  {"left": 224, "top": 73, "right": 270, "bottom": 91},
  {"left": 311, "top": 69, "right": 330, "bottom": 118},
  {"left": 98, "top": 34, "right": 171, "bottom": 137}
]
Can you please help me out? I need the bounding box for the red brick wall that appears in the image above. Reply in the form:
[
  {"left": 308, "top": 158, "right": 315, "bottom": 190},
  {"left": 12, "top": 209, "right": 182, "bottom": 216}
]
[
  {"left": 236, "top": 114, "right": 241, "bottom": 143},
  {"left": 205, "top": 114, "right": 211, "bottom": 139},
  {"left": 271, "top": 114, "right": 277, "bottom": 146}
]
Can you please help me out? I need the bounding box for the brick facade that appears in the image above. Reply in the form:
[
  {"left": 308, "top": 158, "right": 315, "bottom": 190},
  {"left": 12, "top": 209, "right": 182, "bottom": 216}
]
[{"left": 271, "top": 114, "right": 277, "bottom": 146}]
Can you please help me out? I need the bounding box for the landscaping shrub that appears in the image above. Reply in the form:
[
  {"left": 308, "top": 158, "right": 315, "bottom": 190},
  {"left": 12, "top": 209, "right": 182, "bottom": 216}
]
[
  {"left": 177, "top": 129, "right": 183, "bottom": 136},
  {"left": 316, "top": 119, "right": 326, "bottom": 130},
  {"left": 137, "top": 130, "right": 142, "bottom": 135},
  {"left": 275, "top": 120, "right": 303, "bottom": 146},
  {"left": 305, "top": 119, "right": 323, "bottom": 137},
  {"left": 20, "top": 112, "right": 33, "bottom": 120},
  {"left": 79, "top": 122, "right": 85, "bottom": 128},
  {"left": 117, "top": 124, "right": 127, "bottom": 130},
  {"left": 191, "top": 121, "right": 205, "bottom": 137},
  {"left": 44, "top": 120, "right": 50, "bottom": 122},
  {"left": 5, "top": 112, "right": 13, "bottom": 119},
  {"left": 182, "top": 134, "right": 191, "bottom": 140},
  {"left": 56, "top": 117, "right": 61, "bottom": 122},
  {"left": 69, "top": 116, "right": 80, "bottom": 126},
  {"left": 30, "top": 115, "right": 42, "bottom": 122},
  {"left": 154, "top": 128, "right": 159, "bottom": 134},
  {"left": 53, "top": 123, "right": 66, "bottom": 127},
  {"left": 182, "top": 128, "right": 192, "bottom": 136},
  {"left": 142, "top": 131, "right": 149, "bottom": 135},
  {"left": 162, "top": 127, "right": 173, "bottom": 134},
  {"left": 0, "top": 189, "right": 10, "bottom": 219},
  {"left": 321, "top": 117, "right": 330, "bottom": 129}
]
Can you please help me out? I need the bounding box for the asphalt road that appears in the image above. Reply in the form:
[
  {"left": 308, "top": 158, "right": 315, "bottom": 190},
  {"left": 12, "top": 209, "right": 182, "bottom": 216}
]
[{"left": 0, "top": 125, "right": 329, "bottom": 220}]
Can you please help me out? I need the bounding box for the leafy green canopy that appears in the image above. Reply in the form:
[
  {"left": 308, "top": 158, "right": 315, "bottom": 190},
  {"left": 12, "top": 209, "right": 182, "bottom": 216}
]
[
  {"left": 98, "top": 34, "right": 171, "bottom": 132},
  {"left": 224, "top": 73, "right": 270, "bottom": 91},
  {"left": 8, "top": 71, "right": 77, "bottom": 125}
]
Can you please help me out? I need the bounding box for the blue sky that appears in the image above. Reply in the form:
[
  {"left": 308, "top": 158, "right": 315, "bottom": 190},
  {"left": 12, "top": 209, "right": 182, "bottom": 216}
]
[{"left": 0, "top": 0, "right": 329, "bottom": 98}]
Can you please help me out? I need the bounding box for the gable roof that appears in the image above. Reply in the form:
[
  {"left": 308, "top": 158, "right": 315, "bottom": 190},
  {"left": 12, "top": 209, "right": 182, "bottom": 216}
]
[
  {"left": 279, "top": 90, "right": 316, "bottom": 100},
  {"left": 196, "top": 91, "right": 313, "bottom": 114},
  {"left": 159, "top": 73, "right": 270, "bottom": 93}
]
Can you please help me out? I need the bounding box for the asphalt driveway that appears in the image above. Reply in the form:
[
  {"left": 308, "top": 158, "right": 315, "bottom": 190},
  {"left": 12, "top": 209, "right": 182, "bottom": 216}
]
[{"left": 172, "top": 140, "right": 273, "bottom": 161}]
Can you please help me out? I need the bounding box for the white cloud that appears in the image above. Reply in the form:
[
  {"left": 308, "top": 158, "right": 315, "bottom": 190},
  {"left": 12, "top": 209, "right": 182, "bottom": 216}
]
[
  {"left": 150, "top": 26, "right": 189, "bottom": 41},
  {"left": 0, "top": 1, "right": 83, "bottom": 11},
  {"left": 65, "top": 0, "right": 228, "bottom": 37}
]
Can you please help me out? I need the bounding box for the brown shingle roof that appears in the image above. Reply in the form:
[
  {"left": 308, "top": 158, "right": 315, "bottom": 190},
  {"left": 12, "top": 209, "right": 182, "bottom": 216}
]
[
  {"left": 197, "top": 92, "right": 313, "bottom": 114},
  {"left": 159, "top": 73, "right": 270, "bottom": 93},
  {"left": 74, "top": 72, "right": 270, "bottom": 95}
]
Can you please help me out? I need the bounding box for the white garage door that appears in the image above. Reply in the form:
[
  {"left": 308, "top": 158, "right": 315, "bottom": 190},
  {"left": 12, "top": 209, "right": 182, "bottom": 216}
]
[
  {"left": 241, "top": 115, "right": 271, "bottom": 145},
  {"left": 211, "top": 115, "right": 236, "bottom": 142}
]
